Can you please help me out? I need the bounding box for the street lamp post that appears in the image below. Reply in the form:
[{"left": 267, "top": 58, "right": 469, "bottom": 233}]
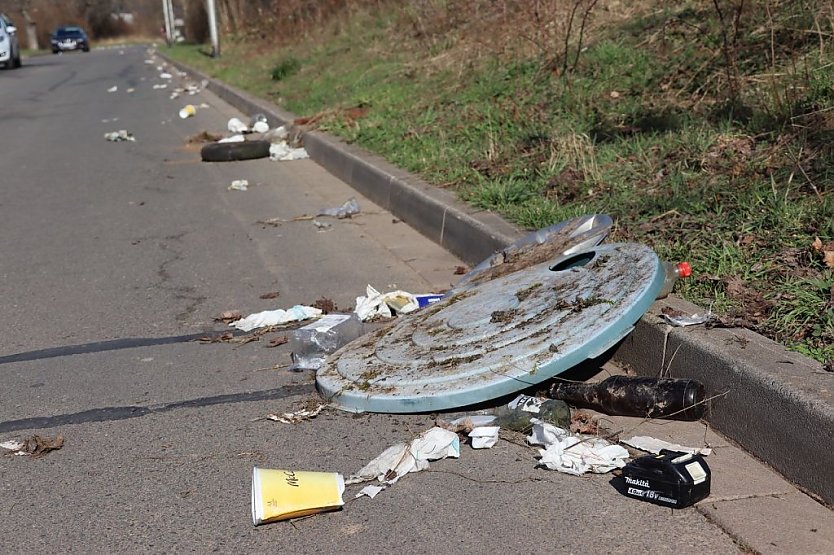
[
  {"left": 162, "top": 0, "right": 173, "bottom": 45},
  {"left": 206, "top": 0, "right": 220, "bottom": 57}
]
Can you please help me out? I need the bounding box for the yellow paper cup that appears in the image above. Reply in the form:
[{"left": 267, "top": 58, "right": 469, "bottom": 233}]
[
  {"left": 251, "top": 467, "right": 345, "bottom": 525},
  {"left": 178, "top": 104, "right": 196, "bottom": 119}
]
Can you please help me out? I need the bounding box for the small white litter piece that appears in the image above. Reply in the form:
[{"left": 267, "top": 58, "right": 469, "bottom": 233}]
[
  {"left": 621, "top": 436, "right": 712, "bottom": 457},
  {"left": 0, "top": 439, "right": 25, "bottom": 453},
  {"left": 230, "top": 305, "right": 322, "bottom": 332},
  {"left": 528, "top": 419, "right": 629, "bottom": 476},
  {"left": 218, "top": 134, "right": 245, "bottom": 143},
  {"left": 227, "top": 117, "right": 249, "bottom": 134},
  {"left": 126, "top": 87, "right": 135, "bottom": 93},
  {"left": 153, "top": 84, "right": 168, "bottom": 90},
  {"left": 469, "top": 426, "right": 500, "bottom": 449},
  {"left": 107, "top": 85, "right": 118, "bottom": 93},
  {"left": 227, "top": 179, "right": 249, "bottom": 191},
  {"left": 269, "top": 141, "right": 309, "bottom": 161},
  {"left": 104, "top": 130, "right": 135, "bottom": 142},
  {"left": 354, "top": 284, "right": 419, "bottom": 321},
  {"left": 312, "top": 220, "right": 332, "bottom": 231},
  {"left": 354, "top": 484, "right": 386, "bottom": 499},
  {"left": 346, "top": 427, "right": 460, "bottom": 485},
  {"left": 144, "top": 59, "right": 154, "bottom": 64},
  {"left": 159, "top": 72, "right": 173, "bottom": 79},
  {"left": 252, "top": 120, "right": 270, "bottom": 134}
]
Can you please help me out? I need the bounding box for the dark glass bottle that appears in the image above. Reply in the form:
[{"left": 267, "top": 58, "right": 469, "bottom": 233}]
[{"left": 548, "top": 376, "right": 706, "bottom": 421}]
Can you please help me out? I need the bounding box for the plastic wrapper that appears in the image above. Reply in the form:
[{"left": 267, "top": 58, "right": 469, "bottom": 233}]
[{"left": 317, "top": 198, "right": 360, "bottom": 219}]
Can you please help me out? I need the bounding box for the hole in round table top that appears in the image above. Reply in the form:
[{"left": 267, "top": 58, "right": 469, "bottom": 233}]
[{"left": 550, "top": 251, "right": 595, "bottom": 272}]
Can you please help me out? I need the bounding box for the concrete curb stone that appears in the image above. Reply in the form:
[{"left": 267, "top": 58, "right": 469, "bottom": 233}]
[{"left": 159, "top": 52, "right": 834, "bottom": 507}]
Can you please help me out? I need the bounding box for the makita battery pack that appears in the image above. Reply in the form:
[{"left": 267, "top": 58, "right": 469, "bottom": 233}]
[{"left": 619, "top": 450, "right": 711, "bottom": 508}]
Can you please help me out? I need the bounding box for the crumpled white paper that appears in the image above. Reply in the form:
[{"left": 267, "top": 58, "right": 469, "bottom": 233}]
[
  {"left": 269, "top": 142, "right": 309, "bottom": 161},
  {"left": 527, "top": 419, "right": 571, "bottom": 446},
  {"left": 621, "top": 436, "right": 712, "bottom": 456},
  {"left": 228, "top": 179, "right": 248, "bottom": 191},
  {"left": 230, "top": 305, "right": 322, "bottom": 332},
  {"left": 469, "top": 426, "right": 500, "bottom": 449},
  {"left": 355, "top": 285, "right": 419, "bottom": 321},
  {"left": 252, "top": 120, "right": 270, "bottom": 134},
  {"left": 346, "top": 427, "right": 460, "bottom": 485},
  {"left": 218, "top": 134, "right": 245, "bottom": 143},
  {"left": 227, "top": 117, "right": 249, "bottom": 134},
  {"left": 528, "top": 419, "right": 629, "bottom": 476}
]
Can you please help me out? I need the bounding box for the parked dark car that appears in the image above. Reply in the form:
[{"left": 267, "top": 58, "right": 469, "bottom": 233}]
[{"left": 51, "top": 26, "right": 90, "bottom": 53}]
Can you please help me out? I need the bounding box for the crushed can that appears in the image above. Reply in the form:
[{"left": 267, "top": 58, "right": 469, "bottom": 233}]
[{"left": 619, "top": 450, "right": 711, "bottom": 508}]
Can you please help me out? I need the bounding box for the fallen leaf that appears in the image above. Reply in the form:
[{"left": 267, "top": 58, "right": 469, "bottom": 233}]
[
  {"left": 812, "top": 237, "right": 824, "bottom": 251},
  {"left": 266, "top": 335, "right": 288, "bottom": 348},
  {"left": 214, "top": 310, "right": 243, "bottom": 323},
  {"left": 256, "top": 218, "right": 285, "bottom": 227},
  {"left": 187, "top": 130, "right": 222, "bottom": 143},
  {"left": 197, "top": 332, "right": 234, "bottom": 343},
  {"left": 570, "top": 411, "right": 599, "bottom": 435},
  {"left": 260, "top": 291, "right": 281, "bottom": 300},
  {"left": 660, "top": 307, "right": 686, "bottom": 318},
  {"left": 811, "top": 237, "right": 834, "bottom": 268},
  {"left": 454, "top": 266, "right": 467, "bottom": 275},
  {"left": 312, "top": 297, "right": 337, "bottom": 313}
]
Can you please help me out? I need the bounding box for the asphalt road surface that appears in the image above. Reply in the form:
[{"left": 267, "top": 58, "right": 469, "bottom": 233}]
[{"left": 0, "top": 47, "right": 745, "bottom": 552}]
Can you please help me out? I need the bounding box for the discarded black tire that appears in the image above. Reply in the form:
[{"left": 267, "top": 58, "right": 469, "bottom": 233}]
[{"left": 200, "top": 140, "right": 271, "bottom": 162}]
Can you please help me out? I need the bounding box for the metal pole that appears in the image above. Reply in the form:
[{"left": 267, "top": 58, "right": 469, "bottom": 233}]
[
  {"left": 205, "top": 0, "right": 220, "bottom": 57},
  {"left": 162, "top": 0, "right": 173, "bottom": 45}
]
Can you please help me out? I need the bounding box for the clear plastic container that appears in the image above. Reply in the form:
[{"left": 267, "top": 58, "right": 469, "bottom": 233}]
[
  {"left": 288, "top": 314, "right": 365, "bottom": 371},
  {"left": 656, "top": 261, "right": 692, "bottom": 299}
]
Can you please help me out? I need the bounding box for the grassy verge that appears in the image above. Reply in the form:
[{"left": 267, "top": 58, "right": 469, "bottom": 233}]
[{"left": 163, "top": 1, "right": 834, "bottom": 364}]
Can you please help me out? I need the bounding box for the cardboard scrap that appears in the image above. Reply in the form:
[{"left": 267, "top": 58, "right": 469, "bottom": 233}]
[
  {"left": 1, "top": 435, "right": 64, "bottom": 458},
  {"left": 621, "top": 436, "right": 712, "bottom": 457}
]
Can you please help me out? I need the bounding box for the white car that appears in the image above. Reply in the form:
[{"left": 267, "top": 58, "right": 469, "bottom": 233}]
[{"left": 0, "top": 13, "right": 21, "bottom": 69}]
